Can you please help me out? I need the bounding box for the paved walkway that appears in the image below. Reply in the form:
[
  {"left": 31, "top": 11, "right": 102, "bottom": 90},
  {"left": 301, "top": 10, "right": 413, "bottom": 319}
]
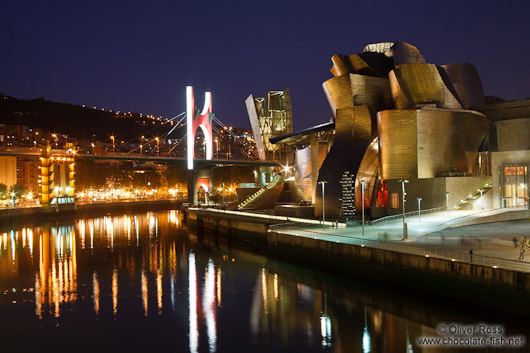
[{"left": 272, "top": 209, "right": 530, "bottom": 272}]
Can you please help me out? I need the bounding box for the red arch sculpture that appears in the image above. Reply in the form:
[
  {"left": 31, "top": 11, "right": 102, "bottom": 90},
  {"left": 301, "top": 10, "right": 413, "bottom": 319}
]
[{"left": 186, "top": 86, "right": 214, "bottom": 170}]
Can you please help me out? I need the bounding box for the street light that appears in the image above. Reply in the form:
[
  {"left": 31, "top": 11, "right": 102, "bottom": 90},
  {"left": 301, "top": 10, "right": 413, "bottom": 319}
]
[
  {"left": 110, "top": 135, "right": 115, "bottom": 154},
  {"left": 417, "top": 197, "right": 422, "bottom": 223},
  {"left": 155, "top": 137, "right": 160, "bottom": 156},
  {"left": 361, "top": 179, "right": 365, "bottom": 235},
  {"left": 319, "top": 181, "right": 328, "bottom": 229},
  {"left": 91, "top": 143, "right": 95, "bottom": 154},
  {"left": 52, "top": 133, "right": 58, "bottom": 148},
  {"left": 446, "top": 192, "right": 450, "bottom": 216},
  {"left": 398, "top": 179, "right": 409, "bottom": 240},
  {"left": 215, "top": 137, "right": 219, "bottom": 158}
]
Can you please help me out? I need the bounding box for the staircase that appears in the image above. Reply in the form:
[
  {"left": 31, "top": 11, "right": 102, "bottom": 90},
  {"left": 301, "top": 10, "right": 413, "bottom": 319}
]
[
  {"left": 238, "top": 175, "right": 284, "bottom": 210},
  {"left": 454, "top": 181, "right": 493, "bottom": 210}
]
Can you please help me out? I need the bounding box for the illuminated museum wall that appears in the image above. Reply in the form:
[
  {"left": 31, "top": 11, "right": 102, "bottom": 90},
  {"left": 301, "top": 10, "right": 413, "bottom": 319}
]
[{"left": 315, "top": 40, "right": 489, "bottom": 218}]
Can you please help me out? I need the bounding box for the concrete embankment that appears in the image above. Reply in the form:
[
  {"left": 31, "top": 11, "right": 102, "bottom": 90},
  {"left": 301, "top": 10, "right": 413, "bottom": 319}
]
[
  {"left": 186, "top": 208, "right": 275, "bottom": 245},
  {"left": 0, "top": 199, "right": 183, "bottom": 228},
  {"left": 267, "top": 232, "right": 530, "bottom": 315},
  {"left": 187, "top": 207, "right": 530, "bottom": 315},
  {"left": 185, "top": 207, "right": 341, "bottom": 245}
]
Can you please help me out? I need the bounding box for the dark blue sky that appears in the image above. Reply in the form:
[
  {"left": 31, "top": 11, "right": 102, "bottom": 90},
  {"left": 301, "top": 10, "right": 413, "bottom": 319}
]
[{"left": 2, "top": 0, "right": 529, "bottom": 130}]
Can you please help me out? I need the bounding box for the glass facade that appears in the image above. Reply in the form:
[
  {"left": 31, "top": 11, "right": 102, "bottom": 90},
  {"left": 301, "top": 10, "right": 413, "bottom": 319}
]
[{"left": 501, "top": 165, "right": 528, "bottom": 208}]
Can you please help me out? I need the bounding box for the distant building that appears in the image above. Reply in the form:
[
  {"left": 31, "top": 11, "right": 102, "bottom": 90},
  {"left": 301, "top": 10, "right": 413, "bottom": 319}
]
[
  {"left": 16, "top": 157, "right": 40, "bottom": 195},
  {"left": 0, "top": 156, "right": 16, "bottom": 187}
]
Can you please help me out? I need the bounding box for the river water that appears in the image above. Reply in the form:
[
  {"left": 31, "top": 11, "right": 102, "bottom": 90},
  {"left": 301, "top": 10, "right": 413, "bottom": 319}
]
[{"left": 0, "top": 210, "right": 527, "bottom": 352}]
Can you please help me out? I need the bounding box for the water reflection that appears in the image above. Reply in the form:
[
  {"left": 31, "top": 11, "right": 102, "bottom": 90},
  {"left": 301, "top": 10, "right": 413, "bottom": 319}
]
[
  {"left": 34, "top": 226, "right": 77, "bottom": 318},
  {"left": 188, "top": 252, "right": 198, "bottom": 353},
  {"left": 0, "top": 210, "right": 527, "bottom": 353}
]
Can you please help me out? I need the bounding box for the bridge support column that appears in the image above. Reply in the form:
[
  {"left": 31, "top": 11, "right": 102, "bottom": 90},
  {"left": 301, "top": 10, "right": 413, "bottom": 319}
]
[{"left": 187, "top": 168, "right": 213, "bottom": 205}]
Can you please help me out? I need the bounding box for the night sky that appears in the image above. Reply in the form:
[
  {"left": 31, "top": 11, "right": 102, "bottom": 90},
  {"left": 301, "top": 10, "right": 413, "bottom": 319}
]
[{"left": 2, "top": 0, "right": 529, "bottom": 130}]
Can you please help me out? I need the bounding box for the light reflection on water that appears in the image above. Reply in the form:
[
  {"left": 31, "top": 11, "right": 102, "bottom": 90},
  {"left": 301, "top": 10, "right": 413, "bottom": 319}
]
[{"left": 0, "top": 210, "right": 528, "bottom": 353}]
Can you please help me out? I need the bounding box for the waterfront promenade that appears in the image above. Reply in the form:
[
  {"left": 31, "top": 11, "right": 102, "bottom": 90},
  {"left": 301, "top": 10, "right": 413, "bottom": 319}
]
[{"left": 270, "top": 208, "right": 530, "bottom": 273}]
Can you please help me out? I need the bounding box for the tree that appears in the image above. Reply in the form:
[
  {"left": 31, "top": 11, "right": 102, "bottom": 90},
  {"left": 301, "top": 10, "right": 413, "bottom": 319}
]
[
  {"left": 132, "top": 168, "right": 160, "bottom": 189},
  {"left": 0, "top": 183, "right": 7, "bottom": 199},
  {"left": 76, "top": 159, "right": 106, "bottom": 189},
  {"left": 10, "top": 184, "right": 26, "bottom": 197},
  {"left": 163, "top": 164, "right": 187, "bottom": 187}
]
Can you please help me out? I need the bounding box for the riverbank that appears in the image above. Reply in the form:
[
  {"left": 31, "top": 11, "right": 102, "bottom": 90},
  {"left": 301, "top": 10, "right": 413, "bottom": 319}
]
[
  {"left": 187, "top": 207, "right": 530, "bottom": 316},
  {"left": 0, "top": 199, "right": 185, "bottom": 228}
]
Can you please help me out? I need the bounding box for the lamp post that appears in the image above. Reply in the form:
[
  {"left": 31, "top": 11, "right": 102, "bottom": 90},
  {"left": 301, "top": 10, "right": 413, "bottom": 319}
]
[
  {"left": 319, "top": 181, "right": 328, "bottom": 229},
  {"left": 417, "top": 197, "right": 422, "bottom": 223},
  {"left": 155, "top": 137, "right": 160, "bottom": 156},
  {"left": 479, "top": 188, "right": 483, "bottom": 210},
  {"left": 398, "top": 179, "right": 409, "bottom": 240},
  {"left": 91, "top": 143, "right": 95, "bottom": 154},
  {"left": 446, "top": 192, "right": 450, "bottom": 216},
  {"left": 215, "top": 137, "right": 219, "bottom": 158},
  {"left": 140, "top": 144, "right": 143, "bottom": 154},
  {"left": 110, "top": 135, "right": 115, "bottom": 154},
  {"left": 361, "top": 179, "right": 365, "bottom": 236}
]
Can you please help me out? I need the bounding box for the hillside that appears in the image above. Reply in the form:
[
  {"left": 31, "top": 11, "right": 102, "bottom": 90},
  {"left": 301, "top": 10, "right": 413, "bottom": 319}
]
[{"left": 0, "top": 95, "right": 183, "bottom": 141}]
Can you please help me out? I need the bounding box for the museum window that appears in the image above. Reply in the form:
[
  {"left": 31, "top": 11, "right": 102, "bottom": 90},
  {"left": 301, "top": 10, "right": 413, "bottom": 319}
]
[
  {"left": 390, "top": 192, "right": 399, "bottom": 208},
  {"left": 501, "top": 165, "right": 528, "bottom": 208}
]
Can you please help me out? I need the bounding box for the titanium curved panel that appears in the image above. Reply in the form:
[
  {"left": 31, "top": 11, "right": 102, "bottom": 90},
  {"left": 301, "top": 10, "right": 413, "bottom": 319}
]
[
  {"left": 295, "top": 145, "right": 312, "bottom": 180},
  {"left": 416, "top": 109, "right": 490, "bottom": 178},
  {"left": 392, "top": 64, "right": 463, "bottom": 109},
  {"left": 355, "top": 138, "right": 380, "bottom": 212},
  {"left": 330, "top": 54, "right": 353, "bottom": 76},
  {"left": 377, "top": 109, "right": 418, "bottom": 179},
  {"left": 330, "top": 53, "right": 392, "bottom": 78},
  {"left": 393, "top": 41, "right": 426, "bottom": 65},
  {"left": 378, "top": 109, "right": 490, "bottom": 179},
  {"left": 350, "top": 74, "right": 393, "bottom": 137},
  {"left": 388, "top": 70, "right": 411, "bottom": 109},
  {"left": 330, "top": 54, "right": 373, "bottom": 77},
  {"left": 441, "top": 63, "right": 485, "bottom": 108},
  {"left": 322, "top": 75, "right": 353, "bottom": 118},
  {"left": 315, "top": 105, "right": 373, "bottom": 217}
]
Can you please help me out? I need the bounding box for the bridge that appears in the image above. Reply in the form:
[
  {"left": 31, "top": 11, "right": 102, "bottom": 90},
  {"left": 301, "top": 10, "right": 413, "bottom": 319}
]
[
  {"left": 0, "top": 86, "right": 283, "bottom": 206},
  {"left": 78, "top": 153, "right": 280, "bottom": 168}
]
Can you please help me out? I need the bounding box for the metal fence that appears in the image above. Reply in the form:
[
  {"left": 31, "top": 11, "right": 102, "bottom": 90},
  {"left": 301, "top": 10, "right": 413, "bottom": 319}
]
[{"left": 268, "top": 224, "right": 530, "bottom": 273}]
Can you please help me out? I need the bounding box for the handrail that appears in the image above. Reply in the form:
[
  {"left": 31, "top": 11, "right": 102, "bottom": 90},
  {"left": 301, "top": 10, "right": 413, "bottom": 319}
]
[
  {"left": 268, "top": 225, "right": 530, "bottom": 273},
  {"left": 437, "top": 207, "right": 526, "bottom": 230},
  {"left": 189, "top": 207, "right": 347, "bottom": 227},
  {"left": 369, "top": 207, "right": 446, "bottom": 225}
]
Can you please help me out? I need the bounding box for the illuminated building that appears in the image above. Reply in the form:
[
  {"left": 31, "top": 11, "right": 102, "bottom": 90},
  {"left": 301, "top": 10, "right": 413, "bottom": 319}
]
[
  {"left": 267, "top": 41, "right": 529, "bottom": 219},
  {"left": 16, "top": 157, "right": 40, "bottom": 196},
  {"left": 245, "top": 89, "right": 294, "bottom": 162},
  {"left": 40, "top": 144, "right": 75, "bottom": 206}
]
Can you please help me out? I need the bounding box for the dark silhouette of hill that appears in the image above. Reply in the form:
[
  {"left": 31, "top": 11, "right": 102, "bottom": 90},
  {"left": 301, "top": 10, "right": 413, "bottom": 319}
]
[{"left": 0, "top": 95, "right": 182, "bottom": 141}]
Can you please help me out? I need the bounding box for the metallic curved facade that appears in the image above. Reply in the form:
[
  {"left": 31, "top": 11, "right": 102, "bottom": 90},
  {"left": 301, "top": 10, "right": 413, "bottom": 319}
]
[
  {"left": 330, "top": 53, "right": 393, "bottom": 78},
  {"left": 315, "top": 105, "right": 374, "bottom": 217},
  {"left": 258, "top": 40, "right": 490, "bottom": 219},
  {"left": 389, "top": 64, "right": 463, "bottom": 109},
  {"left": 440, "top": 63, "right": 484, "bottom": 108},
  {"left": 393, "top": 41, "right": 426, "bottom": 65},
  {"left": 354, "top": 138, "right": 380, "bottom": 212},
  {"left": 322, "top": 75, "right": 354, "bottom": 118},
  {"left": 378, "top": 108, "right": 490, "bottom": 179}
]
